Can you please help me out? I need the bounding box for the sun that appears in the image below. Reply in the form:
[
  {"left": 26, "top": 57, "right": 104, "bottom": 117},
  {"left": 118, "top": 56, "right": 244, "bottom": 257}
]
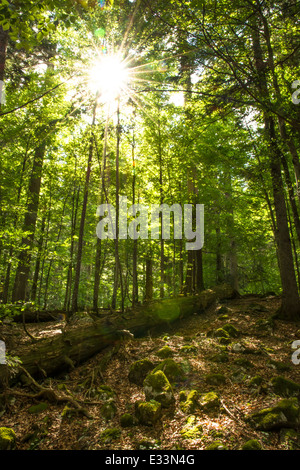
[{"left": 88, "top": 54, "right": 130, "bottom": 104}]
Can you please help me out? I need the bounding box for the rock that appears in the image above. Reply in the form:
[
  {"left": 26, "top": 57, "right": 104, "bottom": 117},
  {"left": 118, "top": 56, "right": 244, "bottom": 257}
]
[
  {"left": 199, "top": 391, "right": 220, "bottom": 412},
  {"left": 28, "top": 402, "right": 48, "bottom": 414},
  {"left": 135, "top": 400, "right": 162, "bottom": 426},
  {"left": 246, "top": 398, "right": 300, "bottom": 431},
  {"left": 0, "top": 427, "right": 16, "bottom": 450},
  {"left": 222, "top": 323, "right": 240, "bottom": 338},
  {"left": 128, "top": 359, "right": 155, "bottom": 386},
  {"left": 101, "top": 400, "right": 117, "bottom": 421},
  {"left": 156, "top": 345, "right": 173, "bottom": 358},
  {"left": 179, "top": 390, "right": 199, "bottom": 414},
  {"left": 269, "top": 376, "right": 300, "bottom": 397},
  {"left": 241, "top": 439, "right": 263, "bottom": 450},
  {"left": 205, "top": 441, "right": 227, "bottom": 450},
  {"left": 248, "top": 375, "right": 263, "bottom": 388},
  {"left": 120, "top": 413, "right": 135, "bottom": 428},
  {"left": 143, "top": 370, "right": 175, "bottom": 408},
  {"left": 205, "top": 373, "right": 227, "bottom": 386},
  {"left": 180, "top": 345, "right": 198, "bottom": 355},
  {"left": 231, "top": 342, "right": 246, "bottom": 353},
  {"left": 210, "top": 352, "right": 229, "bottom": 363},
  {"left": 180, "top": 415, "right": 203, "bottom": 439},
  {"left": 136, "top": 439, "right": 160, "bottom": 450},
  {"left": 100, "top": 428, "right": 121, "bottom": 443},
  {"left": 152, "top": 359, "right": 185, "bottom": 383}
]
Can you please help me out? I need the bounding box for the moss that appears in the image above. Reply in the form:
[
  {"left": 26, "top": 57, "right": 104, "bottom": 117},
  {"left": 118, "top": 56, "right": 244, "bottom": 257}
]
[
  {"left": 180, "top": 345, "right": 198, "bottom": 355},
  {"left": 152, "top": 359, "right": 185, "bottom": 383},
  {"left": 241, "top": 439, "right": 262, "bottom": 450},
  {"left": 180, "top": 390, "right": 199, "bottom": 414},
  {"left": 248, "top": 375, "right": 263, "bottom": 387},
  {"left": 199, "top": 391, "right": 220, "bottom": 412},
  {"left": 61, "top": 405, "right": 76, "bottom": 419},
  {"left": 270, "top": 376, "right": 300, "bottom": 397},
  {"left": 205, "top": 441, "right": 227, "bottom": 450},
  {"left": 222, "top": 323, "right": 239, "bottom": 338},
  {"left": 120, "top": 413, "right": 134, "bottom": 428},
  {"left": 156, "top": 345, "right": 174, "bottom": 358},
  {"left": 143, "top": 370, "right": 175, "bottom": 408},
  {"left": 128, "top": 359, "right": 155, "bottom": 386},
  {"left": 213, "top": 328, "right": 230, "bottom": 339},
  {"left": 205, "top": 373, "right": 227, "bottom": 386},
  {"left": 28, "top": 402, "right": 48, "bottom": 414},
  {"left": 210, "top": 352, "right": 229, "bottom": 363},
  {"left": 135, "top": 400, "right": 162, "bottom": 426},
  {"left": 101, "top": 400, "right": 117, "bottom": 421},
  {"left": 0, "top": 427, "right": 16, "bottom": 450},
  {"left": 180, "top": 415, "right": 203, "bottom": 439},
  {"left": 100, "top": 428, "right": 121, "bottom": 443},
  {"left": 247, "top": 398, "right": 300, "bottom": 431},
  {"left": 280, "top": 428, "right": 300, "bottom": 449}
]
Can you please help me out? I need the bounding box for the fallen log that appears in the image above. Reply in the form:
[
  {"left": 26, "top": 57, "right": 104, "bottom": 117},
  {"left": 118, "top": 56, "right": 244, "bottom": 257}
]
[{"left": 0, "top": 284, "right": 236, "bottom": 388}]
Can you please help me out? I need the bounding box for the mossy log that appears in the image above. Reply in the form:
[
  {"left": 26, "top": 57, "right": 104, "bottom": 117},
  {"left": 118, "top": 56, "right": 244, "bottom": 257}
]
[{"left": 0, "top": 284, "right": 236, "bottom": 388}]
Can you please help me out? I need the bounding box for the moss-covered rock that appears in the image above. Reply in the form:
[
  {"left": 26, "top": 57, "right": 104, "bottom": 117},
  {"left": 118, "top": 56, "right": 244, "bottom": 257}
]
[
  {"left": 136, "top": 439, "right": 160, "bottom": 450},
  {"left": 179, "top": 390, "right": 199, "bottom": 414},
  {"left": 120, "top": 413, "right": 135, "bottom": 428},
  {"left": 199, "top": 391, "right": 220, "bottom": 412},
  {"left": 269, "top": 376, "right": 300, "bottom": 397},
  {"left": 248, "top": 375, "right": 263, "bottom": 388},
  {"left": 0, "top": 427, "right": 16, "bottom": 450},
  {"left": 143, "top": 370, "right": 175, "bottom": 408},
  {"left": 101, "top": 400, "right": 117, "bottom": 421},
  {"left": 135, "top": 400, "right": 162, "bottom": 426},
  {"left": 241, "top": 439, "right": 263, "bottom": 450},
  {"left": 128, "top": 359, "right": 155, "bottom": 386},
  {"left": 152, "top": 359, "right": 185, "bottom": 383},
  {"left": 28, "top": 402, "right": 48, "bottom": 414},
  {"left": 156, "top": 345, "right": 174, "bottom": 358},
  {"left": 100, "top": 428, "right": 121, "bottom": 443},
  {"left": 246, "top": 398, "right": 300, "bottom": 431},
  {"left": 212, "top": 328, "right": 230, "bottom": 339},
  {"left": 205, "top": 441, "right": 227, "bottom": 450},
  {"left": 205, "top": 373, "right": 227, "bottom": 386},
  {"left": 180, "top": 415, "right": 203, "bottom": 439},
  {"left": 180, "top": 345, "right": 198, "bottom": 355},
  {"left": 222, "top": 323, "right": 240, "bottom": 338}
]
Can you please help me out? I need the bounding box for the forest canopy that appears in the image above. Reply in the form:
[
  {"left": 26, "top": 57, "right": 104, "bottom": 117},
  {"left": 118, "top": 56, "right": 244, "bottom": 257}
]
[{"left": 0, "top": 0, "right": 300, "bottom": 321}]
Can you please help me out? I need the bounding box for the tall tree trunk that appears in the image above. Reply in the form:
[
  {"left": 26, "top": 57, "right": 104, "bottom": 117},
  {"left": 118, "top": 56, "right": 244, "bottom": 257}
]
[
  {"left": 0, "top": 25, "right": 8, "bottom": 108},
  {"left": 266, "top": 115, "right": 300, "bottom": 320},
  {"left": 31, "top": 216, "right": 46, "bottom": 302},
  {"left": 12, "top": 141, "right": 46, "bottom": 302}
]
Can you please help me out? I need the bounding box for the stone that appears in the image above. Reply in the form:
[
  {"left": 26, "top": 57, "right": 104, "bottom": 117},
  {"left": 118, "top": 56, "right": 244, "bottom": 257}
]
[
  {"left": 143, "top": 370, "right": 175, "bottom": 408},
  {"left": 205, "top": 441, "right": 227, "bottom": 450},
  {"left": 135, "top": 400, "right": 162, "bottom": 426},
  {"left": 156, "top": 345, "right": 173, "bottom": 358},
  {"left": 246, "top": 398, "right": 300, "bottom": 431},
  {"left": 179, "top": 390, "right": 199, "bottom": 414},
  {"left": 100, "top": 428, "right": 121, "bottom": 443},
  {"left": 101, "top": 400, "right": 117, "bottom": 421},
  {"left": 241, "top": 439, "right": 263, "bottom": 450},
  {"left": 152, "top": 359, "right": 185, "bottom": 383},
  {"left": 120, "top": 413, "right": 135, "bottom": 428},
  {"left": 269, "top": 376, "right": 300, "bottom": 397},
  {"left": 222, "top": 323, "right": 240, "bottom": 338},
  {"left": 180, "top": 415, "right": 203, "bottom": 439},
  {"left": 128, "top": 359, "right": 155, "bottom": 386},
  {"left": 0, "top": 427, "right": 16, "bottom": 450},
  {"left": 199, "top": 391, "right": 220, "bottom": 412}
]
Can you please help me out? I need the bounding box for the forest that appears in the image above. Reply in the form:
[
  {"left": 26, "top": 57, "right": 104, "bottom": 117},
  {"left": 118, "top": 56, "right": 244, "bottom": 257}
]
[{"left": 0, "top": 0, "right": 300, "bottom": 454}]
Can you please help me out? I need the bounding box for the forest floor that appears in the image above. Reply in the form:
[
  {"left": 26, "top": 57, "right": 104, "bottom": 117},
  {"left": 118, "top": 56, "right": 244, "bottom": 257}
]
[{"left": 2, "top": 294, "right": 300, "bottom": 451}]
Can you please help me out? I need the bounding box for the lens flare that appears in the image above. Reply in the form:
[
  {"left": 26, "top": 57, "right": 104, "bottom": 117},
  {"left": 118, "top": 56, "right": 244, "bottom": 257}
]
[{"left": 89, "top": 54, "right": 129, "bottom": 104}]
